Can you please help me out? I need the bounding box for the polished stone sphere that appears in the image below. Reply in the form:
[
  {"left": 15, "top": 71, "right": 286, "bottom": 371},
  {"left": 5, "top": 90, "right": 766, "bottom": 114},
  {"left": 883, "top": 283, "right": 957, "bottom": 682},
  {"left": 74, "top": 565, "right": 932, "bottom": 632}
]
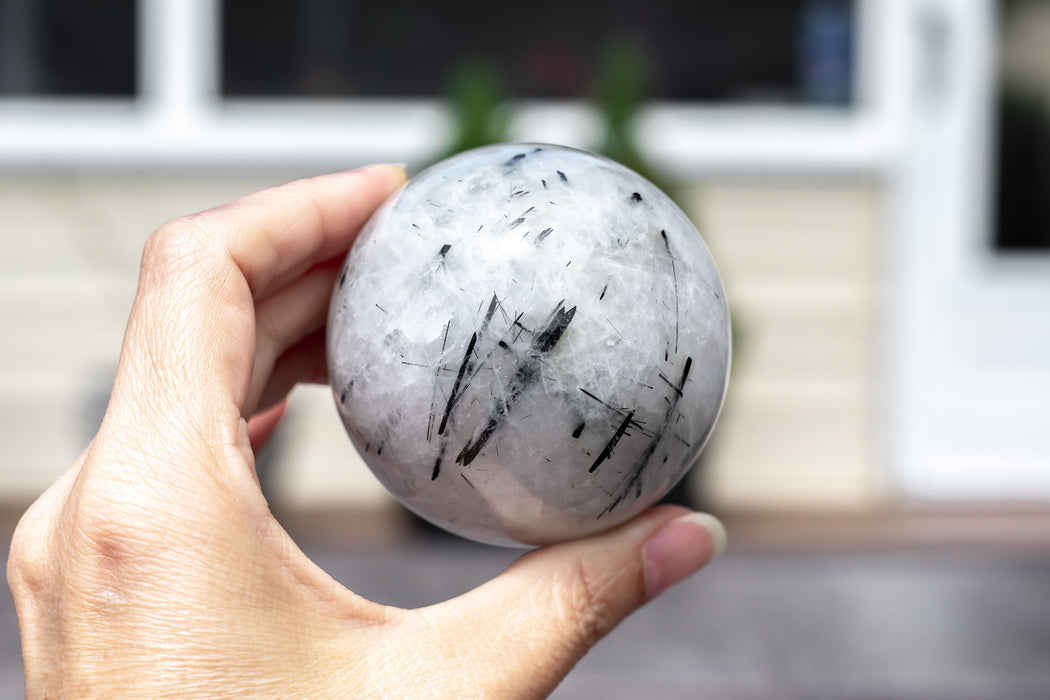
[{"left": 327, "top": 143, "right": 730, "bottom": 546}]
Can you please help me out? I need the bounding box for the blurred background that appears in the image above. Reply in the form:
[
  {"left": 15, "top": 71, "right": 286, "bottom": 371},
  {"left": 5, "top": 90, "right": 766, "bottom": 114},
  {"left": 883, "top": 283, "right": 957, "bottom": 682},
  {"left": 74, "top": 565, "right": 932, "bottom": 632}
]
[{"left": 2, "top": 0, "right": 1050, "bottom": 698}]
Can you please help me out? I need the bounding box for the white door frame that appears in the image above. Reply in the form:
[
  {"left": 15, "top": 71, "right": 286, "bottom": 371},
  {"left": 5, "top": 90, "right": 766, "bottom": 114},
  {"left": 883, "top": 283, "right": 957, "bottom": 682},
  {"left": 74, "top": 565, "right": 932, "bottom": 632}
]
[{"left": 887, "top": 0, "right": 1050, "bottom": 500}]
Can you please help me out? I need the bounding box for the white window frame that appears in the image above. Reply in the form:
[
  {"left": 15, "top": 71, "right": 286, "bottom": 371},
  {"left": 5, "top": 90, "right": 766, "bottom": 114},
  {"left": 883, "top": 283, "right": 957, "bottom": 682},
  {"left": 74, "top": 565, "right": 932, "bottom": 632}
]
[
  {"left": 0, "top": 0, "right": 893, "bottom": 175},
  {"left": 887, "top": 0, "right": 1050, "bottom": 500}
]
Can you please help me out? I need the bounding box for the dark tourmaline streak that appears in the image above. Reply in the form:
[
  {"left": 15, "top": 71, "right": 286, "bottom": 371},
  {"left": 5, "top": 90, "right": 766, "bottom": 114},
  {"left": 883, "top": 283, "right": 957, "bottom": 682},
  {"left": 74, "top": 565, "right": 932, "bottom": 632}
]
[
  {"left": 589, "top": 410, "right": 636, "bottom": 473},
  {"left": 426, "top": 320, "right": 453, "bottom": 444},
  {"left": 660, "top": 229, "right": 680, "bottom": 355},
  {"left": 431, "top": 295, "right": 501, "bottom": 480},
  {"left": 437, "top": 331, "right": 478, "bottom": 438},
  {"left": 600, "top": 356, "right": 693, "bottom": 517},
  {"left": 455, "top": 303, "right": 577, "bottom": 466}
]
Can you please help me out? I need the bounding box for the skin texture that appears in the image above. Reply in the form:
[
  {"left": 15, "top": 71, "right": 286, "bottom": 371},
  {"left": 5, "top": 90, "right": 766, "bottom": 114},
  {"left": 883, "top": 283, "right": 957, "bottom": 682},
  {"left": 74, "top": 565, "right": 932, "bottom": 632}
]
[{"left": 6, "top": 165, "right": 725, "bottom": 699}]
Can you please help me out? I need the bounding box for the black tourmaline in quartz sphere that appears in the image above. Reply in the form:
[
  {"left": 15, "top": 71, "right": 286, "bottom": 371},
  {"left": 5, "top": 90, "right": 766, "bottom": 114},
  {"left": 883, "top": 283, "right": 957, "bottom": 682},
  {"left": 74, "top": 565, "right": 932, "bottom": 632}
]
[{"left": 327, "top": 143, "right": 730, "bottom": 546}]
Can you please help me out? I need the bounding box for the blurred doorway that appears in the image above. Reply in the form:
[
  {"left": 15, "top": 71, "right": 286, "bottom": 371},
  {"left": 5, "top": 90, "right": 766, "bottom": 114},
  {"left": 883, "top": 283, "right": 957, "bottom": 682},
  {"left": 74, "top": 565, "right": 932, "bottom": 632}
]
[{"left": 890, "top": 0, "right": 1050, "bottom": 501}]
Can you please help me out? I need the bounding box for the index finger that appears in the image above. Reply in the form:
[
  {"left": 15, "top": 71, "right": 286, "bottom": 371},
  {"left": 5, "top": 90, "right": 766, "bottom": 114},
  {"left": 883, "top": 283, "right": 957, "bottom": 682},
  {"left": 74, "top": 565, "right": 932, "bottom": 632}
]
[
  {"left": 109, "top": 163, "right": 405, "bottom": 439},
  {"left": 198, "top": 164, "right": 406, "bottom": 300}
]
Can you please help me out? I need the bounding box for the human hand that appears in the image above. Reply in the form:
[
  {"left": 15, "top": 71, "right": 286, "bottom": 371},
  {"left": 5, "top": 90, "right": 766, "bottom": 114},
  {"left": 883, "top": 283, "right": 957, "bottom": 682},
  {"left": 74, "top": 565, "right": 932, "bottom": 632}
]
[{"left": 7, "top": 165, "right": 726, "bottom": 699}]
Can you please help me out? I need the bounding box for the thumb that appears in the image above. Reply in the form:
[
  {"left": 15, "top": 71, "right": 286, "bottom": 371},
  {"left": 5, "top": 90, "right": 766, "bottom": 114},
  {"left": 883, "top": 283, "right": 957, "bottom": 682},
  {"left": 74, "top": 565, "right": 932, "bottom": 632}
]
[{"left": 424, "top": 505, "right": 726, "bottom": 698}]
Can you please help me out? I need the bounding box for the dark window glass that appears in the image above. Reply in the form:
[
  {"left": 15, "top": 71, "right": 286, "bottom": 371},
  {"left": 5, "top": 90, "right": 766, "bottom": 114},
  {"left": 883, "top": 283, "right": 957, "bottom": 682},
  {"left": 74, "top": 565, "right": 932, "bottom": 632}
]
[
  {"left": 995, "top": 0, "right": 1050, "bottom": 251},
  {"left": 0, "top": 0, "right": 137, "bottom": 96},
  {"left": 222, "top": 0, "right": 855, "bottom": 105}
]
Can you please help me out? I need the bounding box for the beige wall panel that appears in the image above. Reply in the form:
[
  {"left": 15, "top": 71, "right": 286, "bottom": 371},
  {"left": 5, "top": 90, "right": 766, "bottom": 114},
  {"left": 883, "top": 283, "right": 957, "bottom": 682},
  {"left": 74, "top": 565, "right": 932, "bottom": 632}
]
[{"left": 684, "top": 181, "right": 883, "bottom": 510}]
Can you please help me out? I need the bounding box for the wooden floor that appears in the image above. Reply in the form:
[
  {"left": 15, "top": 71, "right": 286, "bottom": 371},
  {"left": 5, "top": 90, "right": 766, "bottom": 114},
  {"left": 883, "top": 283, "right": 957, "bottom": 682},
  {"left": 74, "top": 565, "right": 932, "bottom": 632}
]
[{"left": 3, "top": 507, "right": 1050, "bottom": 699}]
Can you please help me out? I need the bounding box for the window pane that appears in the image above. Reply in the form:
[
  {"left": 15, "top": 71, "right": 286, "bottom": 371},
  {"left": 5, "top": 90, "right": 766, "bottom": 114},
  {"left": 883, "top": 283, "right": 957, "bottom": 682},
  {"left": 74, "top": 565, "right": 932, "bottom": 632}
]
[
  {"left": 995, "top": 0, "right": 1050, "bottom": 251},
  {"left": 0, "top": 0, "right": 137, "bottom": 96},
  {"left": 222, "top": 0, "right": 855, "bottom": 105}
]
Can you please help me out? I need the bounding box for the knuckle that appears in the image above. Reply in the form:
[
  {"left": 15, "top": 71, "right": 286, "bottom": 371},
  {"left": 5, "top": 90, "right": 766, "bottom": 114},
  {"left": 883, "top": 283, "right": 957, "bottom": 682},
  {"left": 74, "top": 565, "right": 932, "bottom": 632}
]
[
  {"left": 63, "top": 486, "right": 167, "bottom": 602},
  {"left": 8, "top": 496, "right": 158, "bottom": 625},
  {"left": 7, "top": 527, "right": 44, "bottom": 601},
  {"left": 6, "top": 498, "right": 60, "bottom": 603},
  {"left": 141, "top": 217, "right": 212, "bottom": 276},
  {"left": 75, "top": 505, "right": 142, "bottom": 561}
]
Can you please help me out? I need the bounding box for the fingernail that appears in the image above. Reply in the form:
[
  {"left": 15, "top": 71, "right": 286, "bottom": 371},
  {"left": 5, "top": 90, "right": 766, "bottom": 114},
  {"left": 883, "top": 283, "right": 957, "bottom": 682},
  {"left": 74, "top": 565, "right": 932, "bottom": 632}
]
[
  {"left": 352, "top": 163, "right": 408, "bottom": 182},
  {"left": 371, "top": 162, "right": 408, "bottom": 173},
  {"left": 643, "top": 512, "right": 727, "bottom": 600}
]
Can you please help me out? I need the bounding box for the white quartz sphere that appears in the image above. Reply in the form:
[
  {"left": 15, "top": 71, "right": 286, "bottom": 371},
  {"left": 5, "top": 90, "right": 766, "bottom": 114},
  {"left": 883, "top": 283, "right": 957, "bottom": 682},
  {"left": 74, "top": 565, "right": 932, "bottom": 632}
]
[{"left": 327, "top": 143, "right": 729, "bottom": 547}]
